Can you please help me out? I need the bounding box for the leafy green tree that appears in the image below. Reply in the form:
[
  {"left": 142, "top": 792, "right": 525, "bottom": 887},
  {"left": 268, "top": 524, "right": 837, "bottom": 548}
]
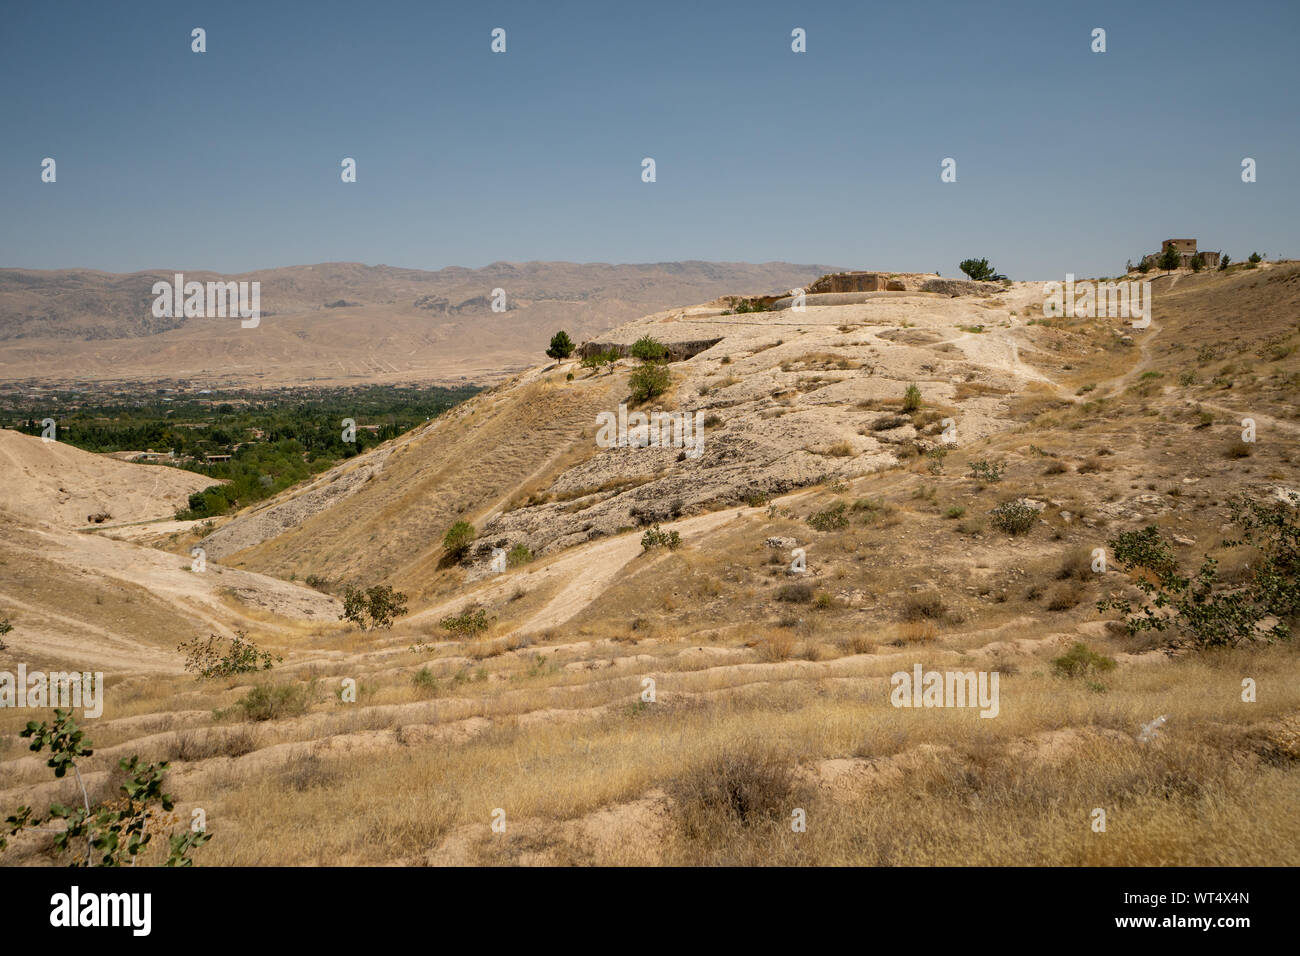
[
  {"left": 628, "top": 364, "right": 670, "bottom": 404},
  {"left": 1159, "top": 245, "right": 1182, "bottom": 272},
  {"left": 1219, "top": 253, "right": 1231, "bottom": 270},
  {"left": 1247, "top": 251, "right": 1263, "bottom": 268},
  {"left": 958, "top": 258, "right": 1007, "bottom": 281},
  {"left": 442, "top": 521, "right": 477, "bottom": 562},
  {"left": 2, "top": 710, "right": 209, "bottom": 865},
  {"left": 546, "top": 331, "right": 575, "bottom": 360},
  {"left": 340, "top": 584, "right": 409, "bottom": 630},
  {"left": 581, "top": 348, "right": 621, "bottom": 370},
  {"left": 630, "top": 335, "right": 669, "bottom": 363}
]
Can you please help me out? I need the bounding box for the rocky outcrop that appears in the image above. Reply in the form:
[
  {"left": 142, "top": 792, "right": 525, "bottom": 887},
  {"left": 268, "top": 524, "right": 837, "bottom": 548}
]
[
  {"left": 921, "top": 278, "right": 1004, "bottom": 296},
  {"left": 806, "top": 272, "right": 895, "bottom": 294}
]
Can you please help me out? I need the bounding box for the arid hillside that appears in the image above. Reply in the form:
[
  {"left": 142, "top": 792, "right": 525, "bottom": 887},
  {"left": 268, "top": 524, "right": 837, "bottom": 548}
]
[
  {"left": 0, "top": 260, "right": 841, "bottom": 388},
  {"left": 2, "top": 262, "right": 1299, "bottom": 867},
  {"left": 0, "top": 428, "right": 214, "bottom": 529}
]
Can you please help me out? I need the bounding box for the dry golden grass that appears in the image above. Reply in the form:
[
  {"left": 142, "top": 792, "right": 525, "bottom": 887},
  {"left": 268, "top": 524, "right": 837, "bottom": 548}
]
[
  {"left": 894, "top": 620, "right": 938, "bottom": 643},
  {"left": 54, "top": 641, "right": 1280, "bottom": 866},
  {"left": 758, "top": 632, "right": 796, "bottom": 662}
]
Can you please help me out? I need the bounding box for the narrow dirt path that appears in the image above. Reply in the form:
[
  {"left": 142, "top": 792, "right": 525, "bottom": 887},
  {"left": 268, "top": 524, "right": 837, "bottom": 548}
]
[{"left": 408, "top": 503, "right": 760, "bottom": 634}]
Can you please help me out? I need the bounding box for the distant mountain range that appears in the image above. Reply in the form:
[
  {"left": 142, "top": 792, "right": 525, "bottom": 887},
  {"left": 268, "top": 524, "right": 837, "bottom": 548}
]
[{"left": 0, "top": 261, "right": 844, "bottom": 387}]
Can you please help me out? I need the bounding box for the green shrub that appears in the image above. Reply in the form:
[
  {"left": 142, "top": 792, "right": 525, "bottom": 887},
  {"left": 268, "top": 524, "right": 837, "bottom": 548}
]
[
  {"left": 442, "top": 521, "right": 476, "bottom": 561},
  {"left": 968, "top": 459, "right": 1006, "bottom": 483},
  {"left": 580, "top": 348, "right": 621, "bottom": 369},
  {"left": 628, "top": 364, "right": 671, "bottom": 404},
  {"left": 507, "top": 543, "right": 533, "bottom": 567},
  {"left": 1052, "top": 642, "right": 1117, "bottom": 678},
  {"left": 989, "top": 499, "right": 1038, "bottom": 535},
  {"left": 412, "top": 667, "right": 438, "bottom": 694},
  {"left": 341, "top": 584, "right": 409, "bottom": 630},
  {"left": 630, "top": 335, "right": 669, "bottom": 363},
  {"left": 439, "top": 607, "right": 492, "bottom": 639},
  {"left": 902, "top": 383, "right": 922, "bottom": 412},
  {"left": 808, "top": 501, "right": 849, "bottom": 531},
  {"left": 641, "top": 524, "right": 681, "bottom": 551},
  {"left": 233, "top": 682, "right": 311, "bottom": 721}
]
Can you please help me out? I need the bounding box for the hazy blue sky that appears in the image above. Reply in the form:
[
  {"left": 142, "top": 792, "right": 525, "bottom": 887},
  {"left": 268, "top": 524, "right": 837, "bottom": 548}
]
[{"left": 2, "top": 0, "right": 1296, "bottom": 278}]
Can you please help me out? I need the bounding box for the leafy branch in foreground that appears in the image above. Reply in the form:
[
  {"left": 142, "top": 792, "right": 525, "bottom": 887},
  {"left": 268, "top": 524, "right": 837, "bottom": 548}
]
[
  {"left": 1097, "top": 492, "right": 1300, "bottom": 649},
  {"left": 2, "top": 709, "right": 209, "bottom": 865}
]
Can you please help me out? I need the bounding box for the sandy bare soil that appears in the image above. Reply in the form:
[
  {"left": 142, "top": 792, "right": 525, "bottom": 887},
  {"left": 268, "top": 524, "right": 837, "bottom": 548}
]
[{"left": 0, "top": 428, "right": 215, "bottom": 528}]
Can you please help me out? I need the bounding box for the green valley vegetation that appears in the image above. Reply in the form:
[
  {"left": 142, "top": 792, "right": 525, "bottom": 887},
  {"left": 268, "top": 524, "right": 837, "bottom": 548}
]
[{"left": 2, "top": 382, "right": 480, "bottom": 519}]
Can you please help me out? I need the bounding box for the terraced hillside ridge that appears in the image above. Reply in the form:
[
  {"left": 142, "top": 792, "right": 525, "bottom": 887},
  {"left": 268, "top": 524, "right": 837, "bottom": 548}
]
[{"left": 2, "top": 262, "right": 1299, "bottom": 866}]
